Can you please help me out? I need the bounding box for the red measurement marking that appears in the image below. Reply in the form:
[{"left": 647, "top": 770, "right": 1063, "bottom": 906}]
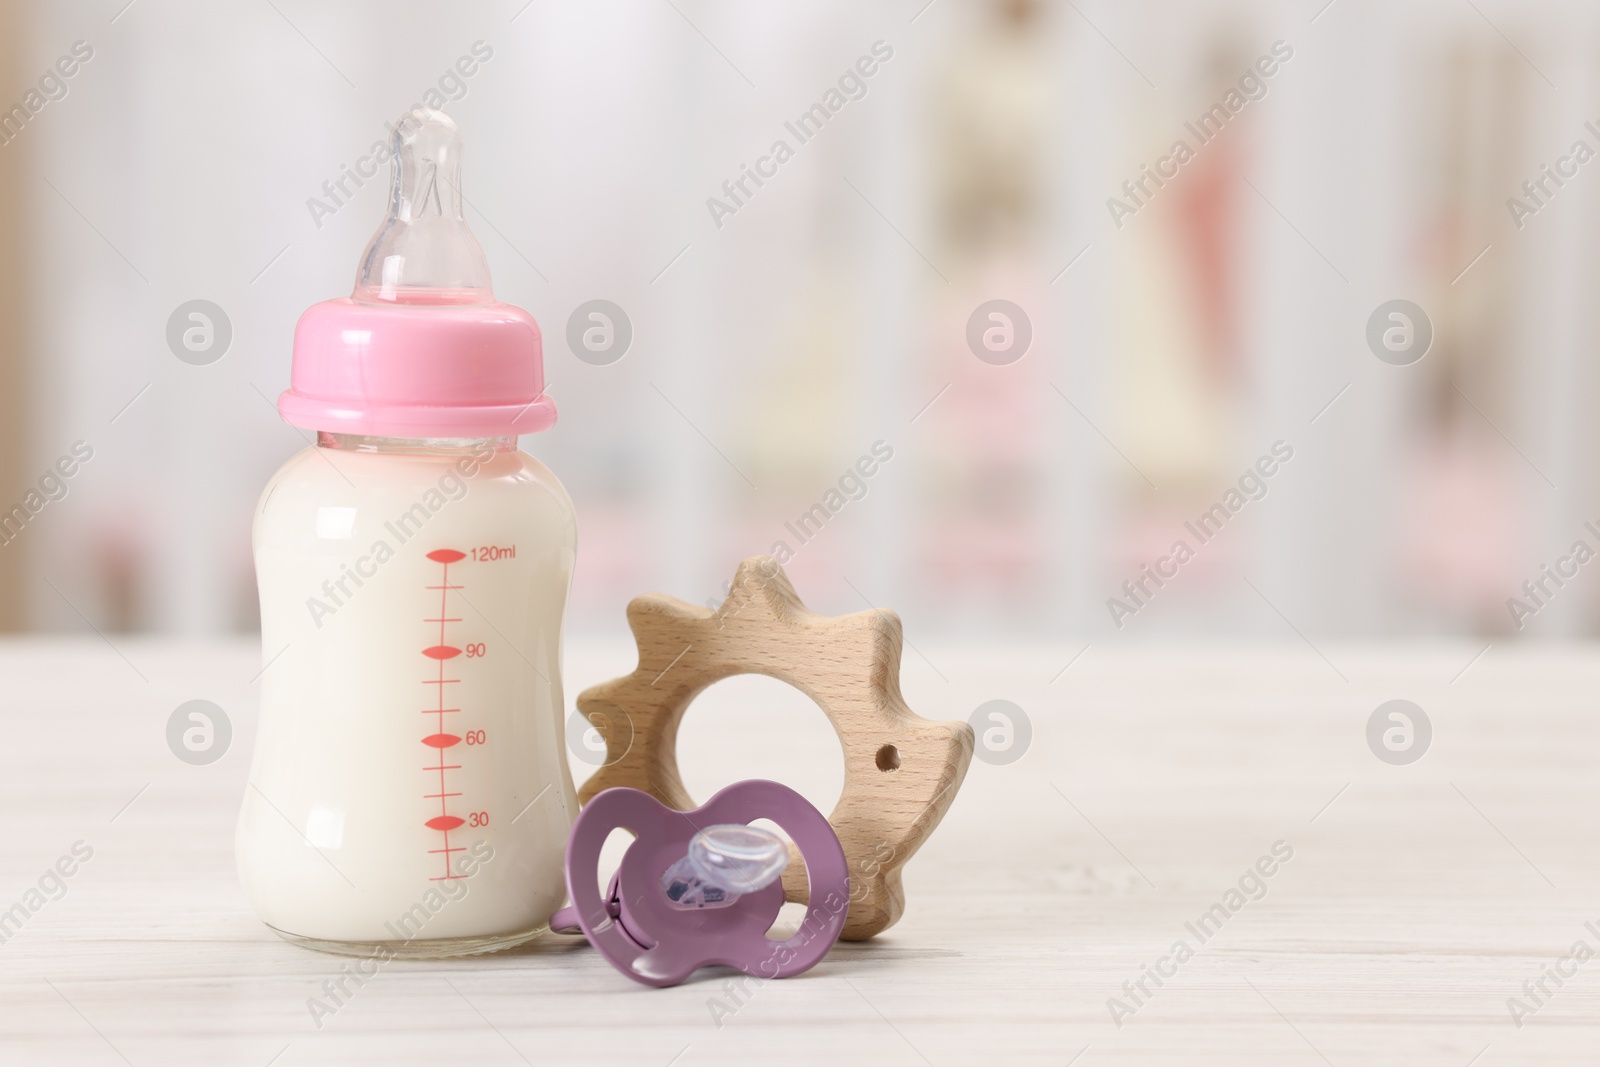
[{"left": 422, "top": 550, "right": 471, "bottom": 878}]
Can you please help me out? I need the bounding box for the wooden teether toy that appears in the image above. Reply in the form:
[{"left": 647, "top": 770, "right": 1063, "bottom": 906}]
[{"left": 574, "top": 556, "right": 973, "bottom": 940}]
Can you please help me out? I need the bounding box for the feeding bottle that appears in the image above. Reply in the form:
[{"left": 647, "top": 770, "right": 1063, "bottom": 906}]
[{"left": 237, "top": 109, "right": 577, "bottom": 956}]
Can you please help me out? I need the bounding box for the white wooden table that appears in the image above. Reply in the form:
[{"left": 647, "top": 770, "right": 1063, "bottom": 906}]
[{"left": 1, "top": 637, "right": 1595, "bottom": 1065}]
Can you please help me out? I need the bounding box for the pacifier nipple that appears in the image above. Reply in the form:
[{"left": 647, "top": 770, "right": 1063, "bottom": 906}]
[
  {"left": 661, "top": 823, "right": 789, "bottom": 909},
  {"left": 353, "top": 107, "right": 493, "bottom": 306}
]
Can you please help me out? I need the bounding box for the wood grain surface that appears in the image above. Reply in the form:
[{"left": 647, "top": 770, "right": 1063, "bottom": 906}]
[{"left": 0, "top": 637, "right": 1596, "bottom": 1065}]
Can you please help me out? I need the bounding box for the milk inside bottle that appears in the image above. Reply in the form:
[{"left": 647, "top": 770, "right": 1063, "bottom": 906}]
[{"left": 236, "top": 108, "right": 577, "bottom": 957}]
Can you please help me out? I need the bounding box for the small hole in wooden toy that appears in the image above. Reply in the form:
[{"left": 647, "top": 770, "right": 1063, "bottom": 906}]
[{"left": 875, "top": 744, "right": 901, "bottom": 772}]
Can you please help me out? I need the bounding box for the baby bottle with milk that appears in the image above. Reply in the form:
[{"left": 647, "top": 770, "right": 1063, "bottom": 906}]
[{"left": 237, "top": 109, "right": 577, "bottom": 957}]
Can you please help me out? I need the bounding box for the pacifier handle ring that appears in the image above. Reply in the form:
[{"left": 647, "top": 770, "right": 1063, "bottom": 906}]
[
  {"left": 549, "top": 872, "right": 619, "bottom": 937},
  {"left": 562, "top": 788, "right": 677, "bottom": 966}
]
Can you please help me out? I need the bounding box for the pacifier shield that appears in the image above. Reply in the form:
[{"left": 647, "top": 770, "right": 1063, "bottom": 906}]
[{"left": 559, "top": 780, "right": 849, "bottom": 987}]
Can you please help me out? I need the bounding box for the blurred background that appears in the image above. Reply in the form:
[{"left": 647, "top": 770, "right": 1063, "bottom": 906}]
[{"left": 0, "top": 0, "right": 1596, "bottom": 647}]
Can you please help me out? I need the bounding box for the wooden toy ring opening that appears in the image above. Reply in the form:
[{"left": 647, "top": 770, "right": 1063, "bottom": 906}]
[{"left": 574, "top": 556, "right": 974, "bottom": 941}]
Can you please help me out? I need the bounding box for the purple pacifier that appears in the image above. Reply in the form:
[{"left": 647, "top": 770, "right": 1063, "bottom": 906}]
[{"left": 550, "top": 780, "right": 849, "bottom": 988}]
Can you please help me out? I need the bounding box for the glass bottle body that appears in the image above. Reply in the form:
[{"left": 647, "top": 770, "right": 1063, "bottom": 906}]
[{"left": 237, "top": 433, "right": 577, "bottom": 957}]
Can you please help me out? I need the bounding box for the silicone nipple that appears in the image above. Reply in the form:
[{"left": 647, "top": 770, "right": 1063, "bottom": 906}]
[
  {"left": 660, "top": 823, "right": 790, "bottom": 909},
  {"left": 353, "top": 108, "right": 493, "bottom": 306}
]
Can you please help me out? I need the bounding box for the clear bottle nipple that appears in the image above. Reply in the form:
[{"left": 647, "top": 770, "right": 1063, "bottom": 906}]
[
  {"left": 353, "top": 108, "right": 493, "bottom": 306},
  {"left": 659, "top": 824, "right": 790, "bottom": 910}
]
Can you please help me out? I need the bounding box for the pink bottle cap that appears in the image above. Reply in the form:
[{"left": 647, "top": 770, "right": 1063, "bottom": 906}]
[{"left": 278, "top": 109, "right": 555, "bottom": 439}]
